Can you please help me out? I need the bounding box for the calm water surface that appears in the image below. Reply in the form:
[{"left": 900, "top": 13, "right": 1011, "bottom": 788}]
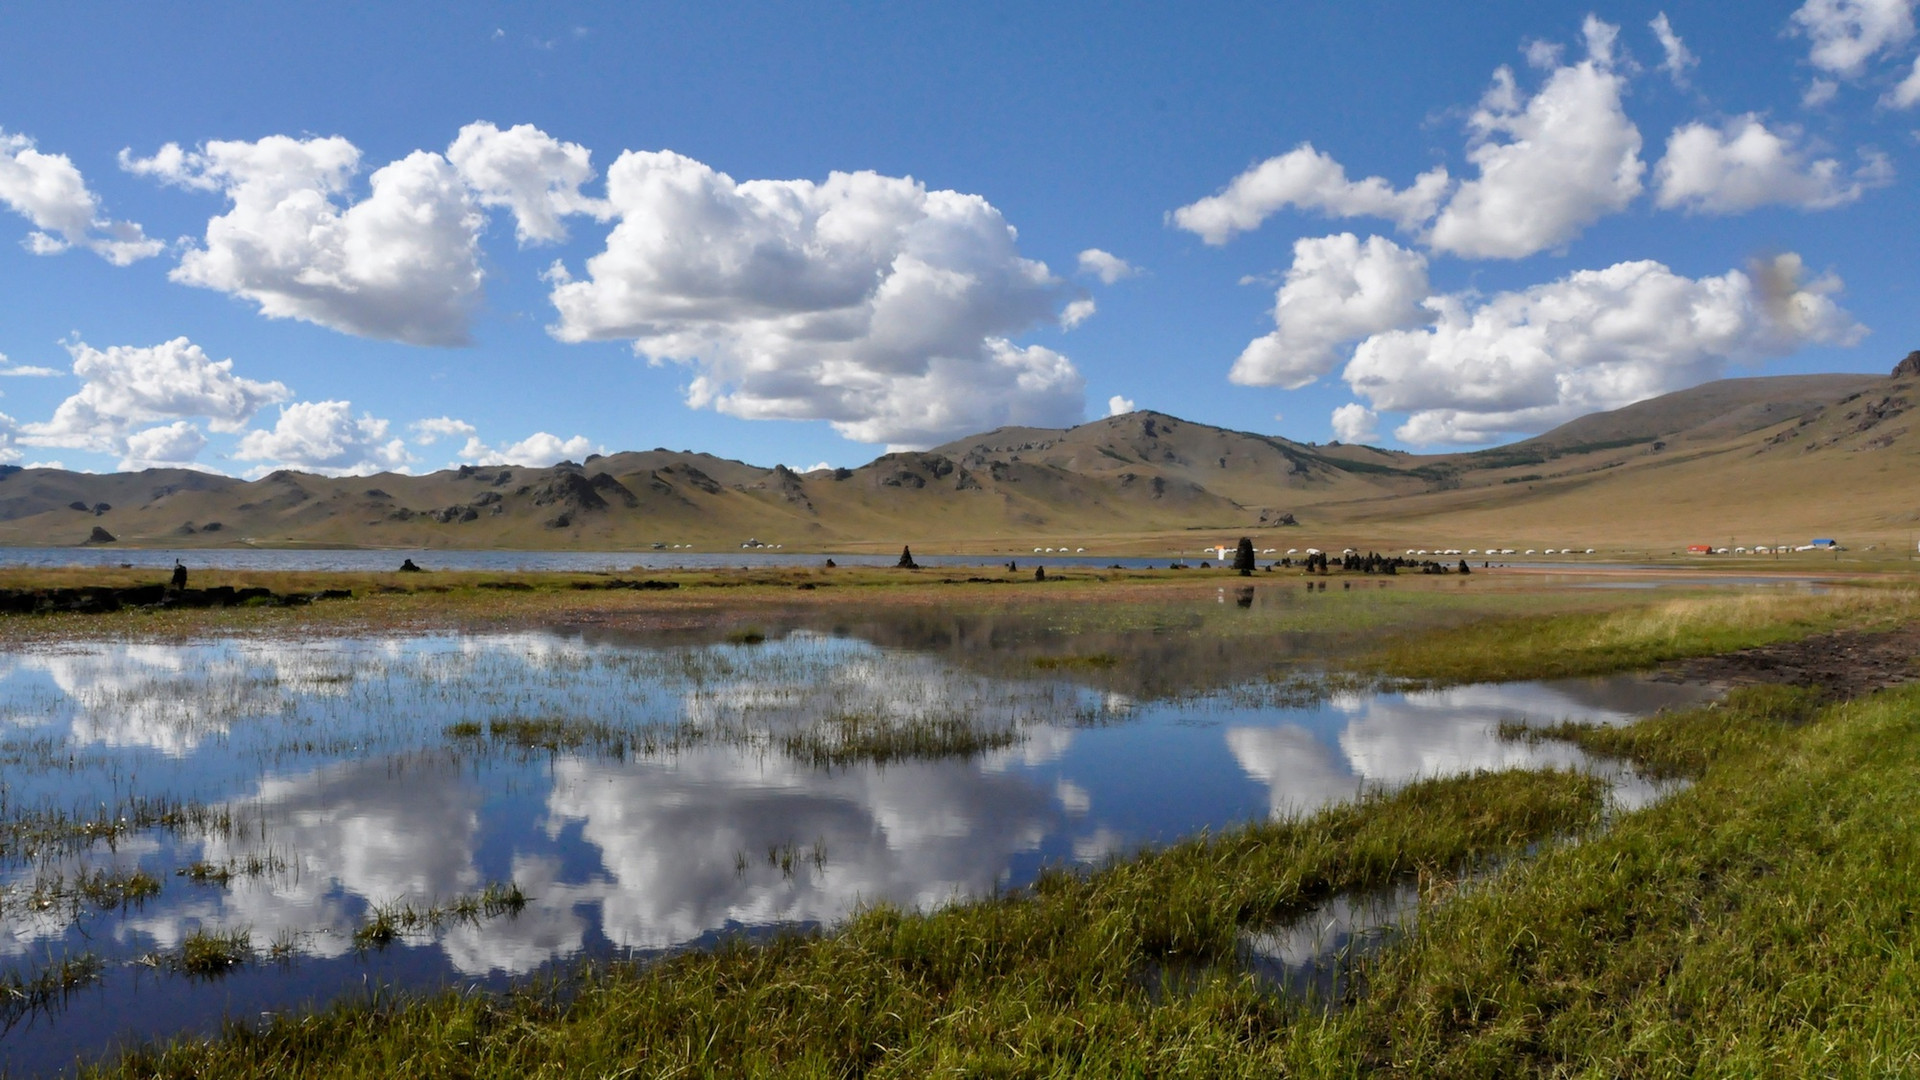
[{"left": 0, "top": 620, "right": 1712, "bottom": 1075}]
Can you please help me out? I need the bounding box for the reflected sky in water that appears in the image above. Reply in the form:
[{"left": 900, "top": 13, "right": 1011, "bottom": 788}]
[{"left": 0, "top": 628, "right": 1711, "bottom": 1074}]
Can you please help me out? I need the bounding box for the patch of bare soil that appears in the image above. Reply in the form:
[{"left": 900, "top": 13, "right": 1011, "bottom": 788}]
[{"left": 1656, "top": 623, "right": 1920, "bottom": 700}]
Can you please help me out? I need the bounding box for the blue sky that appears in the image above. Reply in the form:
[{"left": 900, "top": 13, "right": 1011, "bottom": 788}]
[{"left": 1, "top": 1, "right": 1916, "bottom": 475}]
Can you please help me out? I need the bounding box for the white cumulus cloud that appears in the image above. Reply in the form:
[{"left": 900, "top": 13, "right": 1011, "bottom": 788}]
[
  {"left": 1650, "top": 13, "right": 1698, "bottom": 87},
  {"left": 1792, "top": 0, "right": 1915, "bottom": 77},
  {"left": 1107, "top": 394, "right": 1136, "bottom": 416},
  {"left": 1060, "top": 297, "right": 1096, "bottom": 329},
  {"left": 447, "top": 121, "right": 611, "bottom": 245},
  {"left": 458, "top": 432, "right": 598, "bottom": 467},
  {"left": 547, "top": 151, "right": 1085, "bottom": 448},
  {"left": 0, "top": 352, "right": 58, "bottom": 377},
  {"left": 1330, "top": 403, "right": 1380, "bottom": 443},
  {"left": 1076, "top": 248, "right": 1138, "bottom": 283},
  {"left": 1231, "top": 233, "right": 1431, "bottom": 390},
  {"left": 121, "top": 421, "right": 211, "bottom": 471},
  {"left": 21, "top": 338, "right": 289, "bottom": 468},
  {"left": 1170, "top": 144, "right": 1449, "bottom": 245},
  {"left": 124, "top": 136, "right": 484, "bottom": 346},
  {"left": 1887, "top": 55, "right": 1920, "bottom": 106},
  {"left": 1342, "top": 253, "right": 1863, "bottom": 445},
  {"left": 409, "top": 416, "right": 478, "bottom": 445},
  {"left": 1655, "top": 115, "right": 1892, "bottom": 213},
  {"left": 1428, "top": 18, "right": 1645, "bottom": 259},
  {"left": 235, "top": 401, "right": 412, "bottom": 476},
  {"left": 0, "top": 129, "right": 161, "bottom": 265}
]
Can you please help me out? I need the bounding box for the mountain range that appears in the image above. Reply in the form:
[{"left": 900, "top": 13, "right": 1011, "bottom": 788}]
[{"left": 9, "top": 353, "right": 1918, "bottom": 553}]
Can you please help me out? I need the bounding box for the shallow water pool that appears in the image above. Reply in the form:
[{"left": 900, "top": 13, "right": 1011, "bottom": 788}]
[{"left": 0, "top": 626, "right": 1712, "bottom": 1074}]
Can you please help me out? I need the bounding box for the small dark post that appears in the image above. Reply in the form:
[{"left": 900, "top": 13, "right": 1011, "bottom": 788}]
[
  {"left": 169, "top": 560, "right": 187, "bottom": 589},
  {"left": 1232, "top": 536, "right": 1256, "bottom": 575},
  {"left": 896, "top": 546, "right": 918, "bottom": 569}
]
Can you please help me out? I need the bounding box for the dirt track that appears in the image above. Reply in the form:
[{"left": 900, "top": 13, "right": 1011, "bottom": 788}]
[{"left": 1657, "top": 623, "right": 1920, "bottom": 700}]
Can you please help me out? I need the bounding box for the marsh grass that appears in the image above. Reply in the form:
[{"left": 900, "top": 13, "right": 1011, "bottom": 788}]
[
  {"left": 1290, "top": 683, "right": 1920, "bottom": 1075},
  {"left": 442, "top": 715, "right": 696, "bottom": 757},
  {"left": 2, "top": 866, "right": 163, "bottom": 919},
  {"left": 1499, "top": 684, "right": 1822, "bottom": 780},
  {"left": 1356, "top": 586, "right": 1920, "bottom": 684},
  {"left": 86, "top": 768, "right": 1604, "bottom": 1077},
  {"left": 776, "top": 711, "right": 1024, "bottom": 767},
  {"left": 1030, "top": 652, "right": 1119, "bottom": 669},
  {"left": 142, "top": 928, "right": 254, "bottom": 979},
  {"left": 176, "top": 851, "right": 290, "bottom": 886},
  {"left": 0, "top": 794, "right": 234, "bottom": 861},
  {"left": 354, "top": 883, "right": 531, "bottom": 951},
  {"left": 0, "top": 952, "right": 103, "bottom": 1030}
]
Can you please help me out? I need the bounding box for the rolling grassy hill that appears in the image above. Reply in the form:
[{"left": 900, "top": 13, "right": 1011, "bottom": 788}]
[{"left": 7, "top": 356, "right": 1916, "bottom": 554}]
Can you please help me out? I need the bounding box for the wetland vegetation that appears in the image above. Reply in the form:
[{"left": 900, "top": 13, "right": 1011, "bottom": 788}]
[{"left": 0, "top": 564, "right": 1908, "bottom": 1075}]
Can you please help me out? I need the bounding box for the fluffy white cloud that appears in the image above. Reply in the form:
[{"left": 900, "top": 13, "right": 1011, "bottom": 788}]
[
  {"left": 234, "top": 400, "right": 412, "bottom": 476},
  {"left": 409, "top": 416, "right": 478, "bottom": 445},
  {"left": 124, "top": 136, "right": 484, "bottom": 345},
  {"left": 1342, "top": 254, "right": 1863, "bottom": 444},
  {"left": 1791, "top": 0, "right": 1915, "bottom": 77},
  {"left": 1076, "top": 248, "right": 1138, "bottom": 283},
  {"left": 121, "top": 421, "right": 210, "bottom": 471},
  {"left": 1887, "top": 54, "right": 1920, "bottom": 106},
  {"left": 0, "top": 412, "right": 21, "bottom": 465},
  {"left": 1804, "top": 77, "right": 1843, "bottom": 106},
  {"left": 0, "top": 352, "right": 57, "bottom": 377},
  {"left": 457, "top": 431, "right": 599, "bottom": 466},
  {"left": 1170, "top": 144, "right": 1449, "bottom": 245},
  {"left": 21, "top": 338, "right": 289, "bottom": 465},
  {"left": 1231, "top": 234, "right": 1430, "bottom": 389},
  {"left": 1107, "top": 394, "right": 1136, "bottom": 416},
  {"left": 1655, "top": 115, "right": 1892, "bottom": 213},
  {"left": 1650, "top": 13, "right": 1698, "bottom": 86},
  {"left": 1060, "top": 297, "right": 1096, "bottom": 329},
  {"left": 446, "top": 121, "right": 610, "bottom": 245},
  {"left": 547, "top": 152, "right": 1085, "bottom": 447},
  {"left": 0, "top": 129, "right": 161, "bottom": 264},
  {"left": 1330, "top": 403, "right": 1380, "bottom": 443},
  {"left": 1428, "top": 19, "right": 1644, "bottom": 259}
]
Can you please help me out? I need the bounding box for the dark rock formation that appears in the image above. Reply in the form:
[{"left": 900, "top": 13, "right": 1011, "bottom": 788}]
[
  {"left": 897, "top": 546, "right": 918, "bottom": 569},
  {"left": 85, "top": 526, "right": 115, "bottom": 544},
  {"left": 1892, "top": 350, "right": 1920, "bottom": 379},
  {"left": 0, "top": 584, "right": 349, "bottom": 615}
]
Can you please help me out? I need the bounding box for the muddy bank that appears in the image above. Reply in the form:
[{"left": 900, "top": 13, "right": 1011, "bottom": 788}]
[{"left": 1656, "top": 623, "right": 1920, "bottom": 699}]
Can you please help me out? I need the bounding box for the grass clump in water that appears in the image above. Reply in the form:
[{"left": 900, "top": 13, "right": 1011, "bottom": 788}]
[
  {"left": 0, "top": 952, "right": 103, "bottom": 1029},
  {"left": 778, "top": 712, "right": 1024, "bottom": 767},
  {"left": 147, "top": 928, "right": 253, "bottom": 979},
  {"left": 355, "top": 883, "right": 530, "bottom": 951},
  {"left": 1031, "top": 652, "right": 1120, "bottom": 670},
  {"left": 3, "top": 866, "right": 162, "bottom": 919}
]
